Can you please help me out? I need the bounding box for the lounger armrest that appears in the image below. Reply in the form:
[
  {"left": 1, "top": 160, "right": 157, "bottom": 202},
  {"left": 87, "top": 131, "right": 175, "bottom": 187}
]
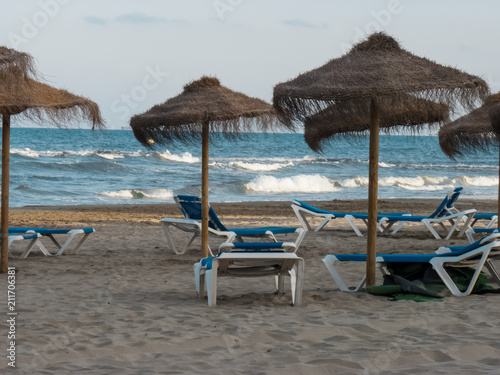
[
  {"left": 161, "top": 218, "right": 201, "bottom": 225},
  {"left": 443, "top": 208, "right": 476, "bottom": 219}
]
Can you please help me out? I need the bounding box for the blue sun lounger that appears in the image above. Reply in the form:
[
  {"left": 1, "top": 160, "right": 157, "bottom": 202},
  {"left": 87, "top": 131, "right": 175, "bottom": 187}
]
[
  {"left": 322, "top": 233, "right": 500, "bottom": 297},
  {"left": 8, "top": 227, "right": 95, "bottom": 256},
  {"left": 291, "top": 200, "right": 411, "bottom": 236},
  {"left": 292, "top": 187, "right": 468, "bottom": 238},
  {"left": 443, "top": 187, "right": 498, "bottom": 231},
  {"left": 465, "top": 227, "right": 500, "bottom": 243},
  {"left": 7, "top": 233, "right": 51, "bottom": 258},
  {"left": 194, "top": 241, "right": 304, "bottom": 306},
  {"left": 162, "top": 195, "right": 305, "bottom": 255},
  {"left": 377, "top": 188, "right": 476, "bottom": 239}
]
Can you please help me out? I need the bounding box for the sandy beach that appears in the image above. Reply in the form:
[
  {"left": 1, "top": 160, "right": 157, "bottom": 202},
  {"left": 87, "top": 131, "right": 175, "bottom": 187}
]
[{"left": 2, "top": 198, "right": 500, "bottom": 374}]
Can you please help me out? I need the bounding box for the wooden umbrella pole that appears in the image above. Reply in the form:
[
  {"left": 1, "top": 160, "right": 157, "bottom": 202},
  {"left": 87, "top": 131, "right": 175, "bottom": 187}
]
[
  {"left": 366, "top": 98, "right": 380, "bottom": 287},
  {"left": 201, "top": 121, "right": 210, "bottom": 259},
  {"left": 1, "top": 113, "right": 11, "bottom": 273}
]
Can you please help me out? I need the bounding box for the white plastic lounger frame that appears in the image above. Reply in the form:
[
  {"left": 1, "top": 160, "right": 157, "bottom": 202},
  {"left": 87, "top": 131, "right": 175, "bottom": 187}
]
[
  {"left": 322, "top": 233, "right": 500, "bottom": 297},
  {"left": 44, "top": 229, "right": 94, "bottom": 256},
  {"left": 162, "top": 195, "right": 306, "bottom": 255},
  {"left": 381, "top": 208, "right": 477, "bottom": 240},
  {"left": 161, "top": 218, "right": 236, "bottom": 256},
  {"left": 194, "top": 242, "right": 304, "bottom": 306},
  {"left": 291, "top": 200, "right": 411, "bottom": 237},
  {"left": 465, "top": 227, "right": 500, "bottom": 244},
  {"left": 8, "top": 233, "right": 51, "bottom": 259},
  {"left": 9, "top": 227, "right": 95, "bottom": 256},
  {"left": 291, "top": 200, "right": 361, "bottom": 235}
]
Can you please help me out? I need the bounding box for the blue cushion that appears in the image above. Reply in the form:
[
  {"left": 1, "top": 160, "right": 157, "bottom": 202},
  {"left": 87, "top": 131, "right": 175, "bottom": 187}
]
[
  {"left": 229, "top": 227, "right": 297, "bottom": 236},
  {"left": 8, "top": 227, "right": 94, "bottom": 234},
  {"left": 229, "top": 242, "right": 287, "bottom": 251},
  {"left": 473, "top": 213, "right": 497, "bottom": 220}
]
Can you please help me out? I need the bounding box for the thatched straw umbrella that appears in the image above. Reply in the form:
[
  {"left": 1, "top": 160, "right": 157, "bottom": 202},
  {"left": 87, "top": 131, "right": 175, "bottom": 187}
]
[
  {"left": 304, "top": 96, "right": 450, "bottom": 152},
  {"left": 130, "top": 76, "right": 286, "bottom": 258},
  {"left": 0, "top": 46, "right": 104, "bottom": 272},
  {"left": 273, "top": 32, "right": 489, "bottom": 287},
  {"left": 439, "top": 93, "right": 500, "bottom": 224}
]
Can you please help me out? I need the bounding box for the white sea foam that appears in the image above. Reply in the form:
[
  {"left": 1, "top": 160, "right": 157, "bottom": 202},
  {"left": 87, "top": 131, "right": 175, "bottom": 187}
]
[
  {"left": 246, "top": 174, "right": 338, "bottom": 193},
  {"left": 11, "top": 148, "right": 40, "bottom": 158},
  {"left": 460, "top": 176, "right": 499, "bottom": 187},
  {"left": 336, "top": 175, "right": 457, "bottom": 190},
  {"left": 230, "top": 161, "right": 294, "bottom": 172},
  {"left": 98, "top": 188, "right": 174, "bottom": 200},
  {"left": 379, "top": 162, "right": 396, "bottom": 168},
  {"left": 96, "top": 153, "right": 125, "bottom": 160},
  {"left": 157, "top": 150, "right": 200, "bottom": 163}
]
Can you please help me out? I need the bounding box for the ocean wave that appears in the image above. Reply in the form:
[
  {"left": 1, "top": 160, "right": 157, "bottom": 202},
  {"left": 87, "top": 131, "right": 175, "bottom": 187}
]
[
  {"left": 11, "top": 148, "right": 140, "bottom": 159},
  {"left": 96, "top": 153, "right": 125, "bottom": 160},
  {"left": 459, "top": 176, "right": 498, "bottom": 187},
  {"left": 156, "top": 150, "right": 200, "bottom": 163},
  {"left": 245, "top": 174, "right": 339, "bottom": 193},
  {"left": 230, "top": 161, "right": 294, "bottom": 172},
  {"left": 98, "top": 188, "right": 174, "bottom": 200}
]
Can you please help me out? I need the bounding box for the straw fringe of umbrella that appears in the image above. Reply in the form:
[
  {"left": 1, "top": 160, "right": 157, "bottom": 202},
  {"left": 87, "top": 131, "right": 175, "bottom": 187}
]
[
  {"left": 439, "top": 93, "right": 500, "bottom": 158},
  {"left": 0, "top": 71, "right": 103, "bottom": 128},
  {"left": 304, "top": 96, "right": 450, "bottom": 152}
]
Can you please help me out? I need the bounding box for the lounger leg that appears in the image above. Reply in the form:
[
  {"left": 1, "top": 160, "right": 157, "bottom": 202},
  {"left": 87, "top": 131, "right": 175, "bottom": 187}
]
[
  {"left": 390, "top": 221, "right": 406, "bottom": 235},
  {"left": 288, "top": 268, "right": 296, "bottom": 304},
  {"left": 206, "top": 269, "right": 217, "bottom": 307},
  {"left": 486, "top": 216, "right": 498, "bottom": 229},
  {"left": 485, "top": 259, "right": 500, "bottom": 286},
  {"left": 162, "top": 223, "right": 184, "bottom": 255},
  {"left": 431, "top": 251, "right": 491, "bottom": 296},
  {"left": 276, "top": 273, "right": 285, "bottom": 294},
  {"left": 378, "top": 221, "right": 396, "bottom": 234},
  {"left": 294, "top": 210, "right": 314, "bottom": 231},
  {"left": 182, "top": 233, "right": 199, "bottom": 253},
  {"left": 465, "top": 229, "right": 476, "bottom": 244},
  {"left": 455, "top": 214, "right": 476, "bottom": 239},
  {"left": 313, "top": 216, "right": 334, "bottom": 232},
  {"left": 422, "top": 220, "right": 442, "bottom": 240},
  {"left": 322, "top": 255, "right": 366, "bottom": 292},
  {"left": 293, "top": 259, "right": 304, "bottom": 307},
  {"left": 193, "top": 262, "right": 206, "bottom": 297},
  {"left": 54, "top": 231, "right": 84, "bottom": 256},
  {"left": 19, "top": 238, "right": 51, "bottom": 258},
  {"left": 206, "top": 259, "right": 219, "bottom": 307},
  {"left": 344, "top": 215, "right": 363, "bottom": 237}
]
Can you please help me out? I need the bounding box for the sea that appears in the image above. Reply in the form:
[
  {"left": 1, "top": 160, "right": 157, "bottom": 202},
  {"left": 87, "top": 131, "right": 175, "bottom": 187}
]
[{"left": 4, "top": 128, "right": 499, "bottom": 208}]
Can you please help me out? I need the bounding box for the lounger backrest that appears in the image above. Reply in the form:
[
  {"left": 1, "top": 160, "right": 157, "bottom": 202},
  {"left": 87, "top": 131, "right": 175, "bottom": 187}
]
[
  {"left": 445, "top": 187, "right": 463, "bottom": 211},
  {"left": 175, "top": 195, "right": 229, "bottom": 231},
  {"left": 428, "top": 192, "right": 452, "bottom": 218},
  {"left": 429, "top": 187, "right": 463, "bottom": 218}
]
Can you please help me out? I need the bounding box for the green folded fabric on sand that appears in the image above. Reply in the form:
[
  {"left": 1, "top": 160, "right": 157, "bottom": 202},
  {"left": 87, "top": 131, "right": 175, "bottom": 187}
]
[{"left": 367, "top": 263, "right": 498, "bottom": 302}]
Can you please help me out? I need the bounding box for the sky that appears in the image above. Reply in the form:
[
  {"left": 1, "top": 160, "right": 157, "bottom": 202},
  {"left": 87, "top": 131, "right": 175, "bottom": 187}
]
[{"left": 1, "top": 0, "right": 500, "bottom": 129}]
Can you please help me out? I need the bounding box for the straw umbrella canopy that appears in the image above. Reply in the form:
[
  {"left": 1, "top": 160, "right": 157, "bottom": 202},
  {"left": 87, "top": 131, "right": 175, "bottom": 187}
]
[
  {"left": 439, "top": 93, "right": 500, "bottom": 224},
  {"left": 130, "top": 76, "right": 285, "bottom": 258},
  {"left": 0, "top": 46, "right": 104, "bottom": 273},
  {"left": 273, "top": 32, "right": 489, "bottom": 287}
]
